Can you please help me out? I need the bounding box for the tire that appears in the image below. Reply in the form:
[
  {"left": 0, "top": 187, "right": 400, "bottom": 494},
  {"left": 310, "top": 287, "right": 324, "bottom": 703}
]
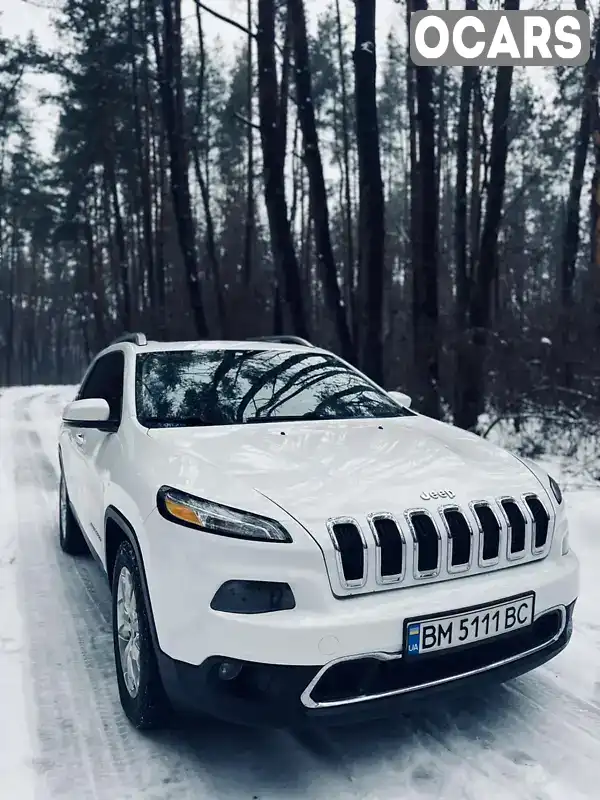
[
  {"left": 58, "top": 470, "right": 88, "bottom": 555},
  {"left": 112, "top": 539, "right": 168, "bottom": 730}
]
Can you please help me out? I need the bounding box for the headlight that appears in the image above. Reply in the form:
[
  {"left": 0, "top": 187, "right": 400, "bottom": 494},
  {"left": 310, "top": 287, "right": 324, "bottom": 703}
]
[
  {"left": 157, "top": 486, "right": 292, "bottom": 543},
  {"left": 548, "top": 475, "right": 563, "bottom": 505}
]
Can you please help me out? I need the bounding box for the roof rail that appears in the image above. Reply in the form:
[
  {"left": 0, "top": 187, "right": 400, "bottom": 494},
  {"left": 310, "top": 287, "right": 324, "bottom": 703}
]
[
  {"left": 111, "top": 332, "right": 147, "bottom": 347},
  {"left": 249, "top": 335, "right": 314, "bottom": 347}
]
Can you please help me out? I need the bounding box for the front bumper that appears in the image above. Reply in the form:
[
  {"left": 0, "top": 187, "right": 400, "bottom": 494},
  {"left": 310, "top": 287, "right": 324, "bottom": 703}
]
[
  {"left": 158, "top": 599, "right": 576, "bottom": 727},
  {"left": 143, "top": 504, "right": 579, "bottom": 725},
  {"left": 144, "top": 502, "right": 579, "bottom": 668}
]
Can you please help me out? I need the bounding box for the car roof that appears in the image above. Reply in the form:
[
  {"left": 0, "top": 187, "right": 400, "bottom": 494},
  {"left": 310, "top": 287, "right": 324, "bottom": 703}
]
[{"left": 100, "top": 339, "right": 331, "bottom": 357}]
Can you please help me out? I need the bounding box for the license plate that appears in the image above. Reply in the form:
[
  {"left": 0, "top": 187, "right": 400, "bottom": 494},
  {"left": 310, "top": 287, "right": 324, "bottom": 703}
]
[{"left": 404, "top": 594, "right": 535, "bottom": 656}]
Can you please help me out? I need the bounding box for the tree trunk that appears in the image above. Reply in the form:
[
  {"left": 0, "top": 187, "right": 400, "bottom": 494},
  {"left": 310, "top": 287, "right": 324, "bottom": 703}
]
[
  {"left": 561, "top": 6, "right": 600, "bottom": 387},
  {"left": 192, "top": 144, "right": 228, "bottom": 335},
  {"left": 469, "top": 76, "right": 484, "bottom": 278},
  {"left": 454, "top": 0, "right": 520, "bottom": 431},
  {"left": 127, "top": 0, "right": 155, "bottom": 327},
  {"left": 5, "top": 221, "right": 15, "bottom": 384},
  {"left": 155, "top": 122, "right": 168, "bottom": 336},
  {"left": 278, "top": 11, "right": 292, "bottom": 176},
  {"left": 194, "top": 2, "right": 227, "bottom": 336},
  {"left": 454, "top": 0, "right": 477, "bottom": 416},
  {"left": 334, "top": 0, "right": 355, "bottom": 326},
  {"left": 288, "top": 0, "right": 354, "bottom": 362},
  {"left": 158, "top": 0, "right": 208, "bottom": 337},
  {"left": 82, "top": 214, "right": 106, "bottom": 351},
  {"left": 256, "top": 0, "right": 309, "bottom": 338},
  {"left": 104, "top": 151, "right": 132, "bottom": 330},
  {"left": 435, "top": 0, "right": 449, "bottom": 205},
  {"left": 407, "top": 1, "right": 419, "bottom": 383},
  {"left": 143, "top": 2, "right": 166, "bottom": 333},
  {"left": 244, "top": 0, "right": 255, "bottom": 287},
  {"left": 353, "top": 0, "right": 385, "bottom": 384},
  {"left": 410, "top": 0, "right": 440, "bottom": 419},
  {"left": 589, "top": 20, "right": 600, "bottom": 342}
]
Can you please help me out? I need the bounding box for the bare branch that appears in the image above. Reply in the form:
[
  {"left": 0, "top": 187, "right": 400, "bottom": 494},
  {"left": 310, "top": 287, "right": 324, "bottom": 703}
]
[
  {"left": 234, "top": 111, "right": 260, "bottom": 131},
  {"left": 194, "top": 1, "right": 287, "bottom": 56},
  {"left": 481, "top": 412, "right": 579, "bottom": 440},
  {"left": 193, "top": 1, "right": 255, "bottom": 40},
  {"left": 234, "top": 111, "right": 305, "bottom": 160}
]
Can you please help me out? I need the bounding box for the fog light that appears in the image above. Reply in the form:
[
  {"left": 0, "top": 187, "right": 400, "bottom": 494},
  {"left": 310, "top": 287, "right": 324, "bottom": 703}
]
[
  {"left": 210, "top": 580, "right": 296, "bottom": 613},
  {"left": 217, "top": 659, "right": 243, "bottom": 681}
]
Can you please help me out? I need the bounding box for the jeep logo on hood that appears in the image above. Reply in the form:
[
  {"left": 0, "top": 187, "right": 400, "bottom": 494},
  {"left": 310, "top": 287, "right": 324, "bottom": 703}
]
[{"left": 420, "top": 489, "right": 455, "bottom": 501}]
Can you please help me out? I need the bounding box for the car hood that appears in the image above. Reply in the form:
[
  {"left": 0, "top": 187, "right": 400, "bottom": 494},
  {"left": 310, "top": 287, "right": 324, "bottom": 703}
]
[{"left": 146, "top": 415, "right": 546, "bottom": 525}]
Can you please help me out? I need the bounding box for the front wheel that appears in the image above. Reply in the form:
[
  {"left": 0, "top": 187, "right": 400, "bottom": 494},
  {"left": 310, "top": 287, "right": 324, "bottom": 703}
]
[{"left": 112, "top": 540, "right": 168, "bottom": 730}]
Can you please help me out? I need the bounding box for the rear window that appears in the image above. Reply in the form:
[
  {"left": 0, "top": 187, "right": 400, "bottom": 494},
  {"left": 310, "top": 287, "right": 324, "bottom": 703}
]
[{"left": 135, "top": 349, "right": 413, "bottom": 428}]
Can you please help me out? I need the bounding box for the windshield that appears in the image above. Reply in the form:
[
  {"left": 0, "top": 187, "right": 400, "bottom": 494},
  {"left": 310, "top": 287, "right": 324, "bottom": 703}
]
[{"left": 135, "top": 349, "right": 413, "bottom": 428}]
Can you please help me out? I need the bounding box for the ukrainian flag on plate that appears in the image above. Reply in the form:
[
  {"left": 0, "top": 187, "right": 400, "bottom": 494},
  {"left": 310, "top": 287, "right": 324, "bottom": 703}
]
[{"left": 406, "top": 623, "right": 420, "bottom": 655}]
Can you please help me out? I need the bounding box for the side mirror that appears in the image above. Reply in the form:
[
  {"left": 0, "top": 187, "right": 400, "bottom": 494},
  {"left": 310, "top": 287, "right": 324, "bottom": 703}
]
[
  {"left": 62, "top": 398, "right": 112, "bottom": 429},
  {"left": 388, "top": 390, "right": 412, "bottom": 409}
]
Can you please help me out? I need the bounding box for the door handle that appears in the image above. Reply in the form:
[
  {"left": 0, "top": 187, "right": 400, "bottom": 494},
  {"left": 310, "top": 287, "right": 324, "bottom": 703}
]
[{"left": 75, "top": 433, "right": 85, "bottom": 445}]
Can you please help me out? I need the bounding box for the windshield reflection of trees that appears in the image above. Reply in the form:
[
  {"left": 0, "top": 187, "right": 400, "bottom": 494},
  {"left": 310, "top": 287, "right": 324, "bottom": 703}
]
[{"left": 137, "top": 350, "right": 408, "bottom": 426}]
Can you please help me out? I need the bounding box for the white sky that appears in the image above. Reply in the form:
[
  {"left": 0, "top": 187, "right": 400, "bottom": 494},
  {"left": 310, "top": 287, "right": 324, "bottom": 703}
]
[
  {"left": 0, "top": 0, "right": 576, "bottom": 158},
  {"left": 0, "top": 0, "right": 404, "bottom": 158}
]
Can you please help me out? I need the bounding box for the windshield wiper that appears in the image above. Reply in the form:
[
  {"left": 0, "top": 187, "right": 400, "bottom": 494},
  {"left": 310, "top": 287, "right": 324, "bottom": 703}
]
[
  {"left": 141, "top": 416, "right": 213, "bottom": 428},
  {"left": 244, "top": 414, "right": 321, "bottom": 424}
]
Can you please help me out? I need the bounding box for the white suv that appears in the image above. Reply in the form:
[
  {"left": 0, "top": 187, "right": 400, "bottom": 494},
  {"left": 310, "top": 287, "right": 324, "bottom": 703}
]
[{"left": 58, "top": 333, "right": 579, "bottom": 730}]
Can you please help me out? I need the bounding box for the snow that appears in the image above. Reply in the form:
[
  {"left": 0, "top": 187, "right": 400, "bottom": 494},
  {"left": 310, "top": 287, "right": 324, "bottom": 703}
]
[
  {"left": 1, "top": 386, "right": 600, "bottom": 799},
  {"left": 0, "top": 390, "right": 37, "bottom": 799}
]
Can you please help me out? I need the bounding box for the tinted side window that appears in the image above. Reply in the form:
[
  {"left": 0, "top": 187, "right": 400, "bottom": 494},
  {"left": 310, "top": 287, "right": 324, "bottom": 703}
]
[{"left": 78, "top": 351, "right": 125, "bottom": 422}]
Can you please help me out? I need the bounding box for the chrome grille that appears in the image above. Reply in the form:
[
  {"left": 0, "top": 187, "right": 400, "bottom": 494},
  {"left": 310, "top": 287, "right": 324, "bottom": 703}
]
[
  {"left": 525, "top": 494, "right": 550, "bottom": 553},
  {"left": 327, "top": 518, "right": 367, "bottom": 588},
  {"left": 367, "top": 513, "right": 405, "bottom": 584},
  {"left": 325, "top": 492, "right": 554, "bottom": 594},
  {"left": 442, "top": 506, "right": 473, "bottom": 572},
  {"left": 500, "top": 497, "right": 527, "bottom": 559},
  {"left": 472, "top": 502, "right": 501, "bottom": 565},
  {"left": 407, "top": 511, "right": 441, "bottom": 577}
]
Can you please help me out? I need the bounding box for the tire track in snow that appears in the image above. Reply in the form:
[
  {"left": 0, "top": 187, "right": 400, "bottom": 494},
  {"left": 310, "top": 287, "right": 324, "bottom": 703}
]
[
  {"left": 322, "top": 689, "right": 597, "bottom": 800},
  {"left": 0, "top": 393, "right": 37, "bottom": 800},
  {"left": 11, "top": 388, "right": 369, "bottom": 800},
  {"left": 15, "top": 410, "right": 135, "bottom": 799},
  {"left": 15, "top": 394, "right": 229, "bottom": 800},
  {"left": 13, "top": 391, "right": 45, "bottom": 422},
  {"left": 508, "top": 674, "right": 600, "bottom": 731},
  {"left": 419, "top": 690, "right": 596, "bottom": 800}
]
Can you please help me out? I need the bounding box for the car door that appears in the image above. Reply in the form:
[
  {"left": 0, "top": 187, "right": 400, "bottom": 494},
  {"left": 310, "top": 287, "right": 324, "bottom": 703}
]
[
  {"left": 76, "top": 350, "right": 126, "bottom": 559},
  {"left": 60, "top": 359, "right": 106, "bottom": 530}
]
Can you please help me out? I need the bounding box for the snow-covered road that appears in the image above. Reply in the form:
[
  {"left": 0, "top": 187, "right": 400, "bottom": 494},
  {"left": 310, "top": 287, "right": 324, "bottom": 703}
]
[{"left": 1, "top": 386, "right": 599, "bottom": 800}]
